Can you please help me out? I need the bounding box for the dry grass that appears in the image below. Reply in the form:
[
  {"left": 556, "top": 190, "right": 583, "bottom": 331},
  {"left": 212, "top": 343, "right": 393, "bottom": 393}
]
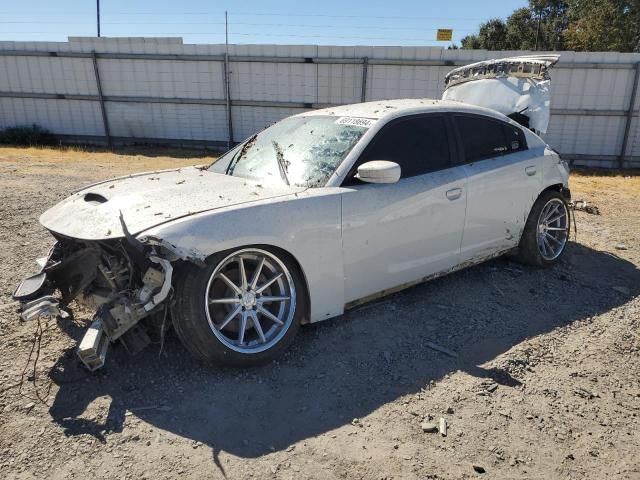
[
  {"left": 0, "top": 145, "right": 216, "bottom": 178},
  {"left": 570, "top": 171, "right": 640, "bottom": 200}
]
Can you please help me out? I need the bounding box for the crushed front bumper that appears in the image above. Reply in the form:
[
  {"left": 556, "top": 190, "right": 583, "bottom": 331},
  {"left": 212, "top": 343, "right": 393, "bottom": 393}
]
[{"left": 13, "top": 235, "right": 201, "bottom": 371}]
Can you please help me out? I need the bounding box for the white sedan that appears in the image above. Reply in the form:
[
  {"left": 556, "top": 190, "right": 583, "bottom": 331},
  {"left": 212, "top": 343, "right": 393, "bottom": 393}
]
[{"left": 14, "top": 56, "right": 570, "bottom": 369}]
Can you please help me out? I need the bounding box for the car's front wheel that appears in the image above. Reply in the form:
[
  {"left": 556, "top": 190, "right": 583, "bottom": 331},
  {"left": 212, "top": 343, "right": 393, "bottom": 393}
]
[
  {"left": 516, "top": 189, "right": 570, "bottom": 266},
  {"left": 172, "top": 247, "right": 306, "bottom": 366}
]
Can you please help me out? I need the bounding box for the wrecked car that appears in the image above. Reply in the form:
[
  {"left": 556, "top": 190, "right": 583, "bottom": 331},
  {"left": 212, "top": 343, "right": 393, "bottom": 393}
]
[{"left": 14, "top": 55, "right": 570, "bottom": 370}]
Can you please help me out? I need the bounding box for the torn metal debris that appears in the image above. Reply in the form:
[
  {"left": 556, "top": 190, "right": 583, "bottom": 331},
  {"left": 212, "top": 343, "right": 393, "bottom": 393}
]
[
  {"left": 19, "top": 295, "right": 69, "bottom": 322},
  {"left": 571, "top": 200, "right": 601, "bottom": 215},
  {"left": 77, "top": 318, "right": 109, "bottom": 371},
  {"left": 439, "top": 417, "right": 447, "bottom": 437}
]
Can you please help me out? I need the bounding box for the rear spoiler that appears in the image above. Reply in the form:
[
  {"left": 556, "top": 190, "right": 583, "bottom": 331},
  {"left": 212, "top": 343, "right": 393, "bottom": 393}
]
[{"left": 442, "top": 55, "right": 560, "bottom": 134}]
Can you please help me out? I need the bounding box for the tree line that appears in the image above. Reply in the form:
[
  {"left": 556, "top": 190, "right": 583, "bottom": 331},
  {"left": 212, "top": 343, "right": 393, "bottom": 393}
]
[{"left": 459, "top": 0, "right": 640, "bottom": 52}]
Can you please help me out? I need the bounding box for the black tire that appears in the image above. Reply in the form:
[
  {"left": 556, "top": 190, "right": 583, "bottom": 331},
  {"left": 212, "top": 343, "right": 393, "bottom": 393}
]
[
  {"left": 172, "top": 246, "right": 308, "bottom": 367},
  {"left": 515, "top": 189, "right": 570, "bottom": 267}
]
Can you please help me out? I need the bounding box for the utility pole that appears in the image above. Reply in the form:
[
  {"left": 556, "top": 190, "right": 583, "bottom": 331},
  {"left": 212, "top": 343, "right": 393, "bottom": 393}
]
[{"left": 97, "top": 0, "right": 101, "bottom": 37}]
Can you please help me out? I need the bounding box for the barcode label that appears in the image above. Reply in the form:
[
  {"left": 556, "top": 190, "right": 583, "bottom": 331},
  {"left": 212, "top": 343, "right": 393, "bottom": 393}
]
[{"left": 335, "top": 117, "right": 375, "bottom": 128}]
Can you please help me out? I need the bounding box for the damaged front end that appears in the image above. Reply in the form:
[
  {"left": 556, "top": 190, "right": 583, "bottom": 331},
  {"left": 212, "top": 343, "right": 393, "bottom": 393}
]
[{"left": 13, "top": 227, "right": 203, "bottom": 371}]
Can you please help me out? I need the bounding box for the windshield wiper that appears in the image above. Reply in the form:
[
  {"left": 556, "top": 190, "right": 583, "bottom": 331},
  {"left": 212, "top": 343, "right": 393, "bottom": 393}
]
[
  {"left": 226, "top": 133, "right": 258, "bottom": 175},
  {"left": 271, "top": 141, "right": 290, "bottom": 186}
]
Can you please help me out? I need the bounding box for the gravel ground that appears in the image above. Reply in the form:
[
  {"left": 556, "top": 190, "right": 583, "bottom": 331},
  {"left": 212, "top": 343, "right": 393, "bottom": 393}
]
[{"left": 0, "top": 146, "right": 639, "bottom": 480}]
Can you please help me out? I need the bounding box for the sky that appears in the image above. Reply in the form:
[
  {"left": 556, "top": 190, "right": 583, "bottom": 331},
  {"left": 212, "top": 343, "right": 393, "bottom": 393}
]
[{"left": 0, "top": 0, "right": 528, "bottom": 47}]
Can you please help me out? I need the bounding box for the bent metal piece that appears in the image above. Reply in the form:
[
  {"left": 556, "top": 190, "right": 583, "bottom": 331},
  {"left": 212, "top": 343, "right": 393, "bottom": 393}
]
[
  {"left": 77, "top": 318, "right": 109, "bottom": 371},
  {"left": 20, "top": 295, "right": 69, "bottom": 322},
  {"left": 443, "top": 55, "right": 560, "bottom": 88}
]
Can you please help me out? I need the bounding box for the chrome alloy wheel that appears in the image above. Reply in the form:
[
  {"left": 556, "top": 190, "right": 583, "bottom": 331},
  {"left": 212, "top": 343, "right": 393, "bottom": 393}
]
[
  {"left": 536, "top": 198, "right": 569, "bottom": 261},
  {"left": 204, "top": 249, "right": 296, "bottom": 354}
]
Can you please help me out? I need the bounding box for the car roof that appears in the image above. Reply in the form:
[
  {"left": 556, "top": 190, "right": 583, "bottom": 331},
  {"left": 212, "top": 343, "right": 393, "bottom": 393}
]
[{"left": 297, "top": 98, "right": 512, "bottom": 123}]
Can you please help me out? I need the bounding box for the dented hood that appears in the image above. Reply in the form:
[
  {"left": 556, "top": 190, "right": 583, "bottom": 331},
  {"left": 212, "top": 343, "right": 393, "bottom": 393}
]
[
  {"left": 40, "top": 167, "right": 304, "bottom": 241},
  {"left": 442, "top": 55, "right": 559, "bottom": 133}
]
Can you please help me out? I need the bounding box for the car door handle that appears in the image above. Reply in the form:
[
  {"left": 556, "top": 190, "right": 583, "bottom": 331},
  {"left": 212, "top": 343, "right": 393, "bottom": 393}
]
[
  {"left": 445, "top": 188, "right": 462, "bottom": 201},
  {"left": 525, "top": 166, "right": 537, "bottom": 176}
]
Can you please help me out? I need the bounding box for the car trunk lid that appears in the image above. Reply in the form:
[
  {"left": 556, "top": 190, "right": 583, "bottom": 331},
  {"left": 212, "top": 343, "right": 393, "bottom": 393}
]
[{"left": 442, "top": 54, "right": 559, "bottom": 134}]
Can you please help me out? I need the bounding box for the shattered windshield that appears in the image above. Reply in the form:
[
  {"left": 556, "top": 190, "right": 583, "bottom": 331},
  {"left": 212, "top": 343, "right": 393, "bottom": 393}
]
[{"left": 208, "top": 115, "right": 370, "bottom": 187}]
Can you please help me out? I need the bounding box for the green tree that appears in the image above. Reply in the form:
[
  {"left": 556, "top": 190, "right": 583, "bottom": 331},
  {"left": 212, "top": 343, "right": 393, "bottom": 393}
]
[
  {"left": 565, "top": 0, "right": 640, "bottom": 52},
  {"left": 529, "top": 0, "right": 570, "bottom": 50},
  {"left": 462, "top": 2, "right": 567, "bottom": 50},
  {"left": 460, "top": 18, "right": 508, "bottom": 50},
  {"left": 460, "top": 34, "right": 481, "bottom": 49},
  {"left": 505, "top": 7, "right": 538, "bottom": 50},
  {"left": 461, "top": 0, "right": 639, "bottom": 52}
]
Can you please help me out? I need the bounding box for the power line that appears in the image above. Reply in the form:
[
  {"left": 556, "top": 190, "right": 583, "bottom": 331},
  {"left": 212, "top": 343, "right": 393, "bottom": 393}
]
[
  {"left": 228, "top": 12, "right": 485, "bottom": 21},
  {"left": 0, "top": 21, "right": 473, "bottom": 33},
  {"left": 0, "top": 11, "right": 487, "bottom": 22},
  {"left": 121, "top": 22, "right": 470, "bottom": 32}
]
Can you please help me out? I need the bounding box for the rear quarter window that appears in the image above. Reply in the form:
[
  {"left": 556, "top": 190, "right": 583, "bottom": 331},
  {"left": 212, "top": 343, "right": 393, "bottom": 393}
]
[
  {"left": 503, "top": 122, "right": 528, "bottom": 153},
  {"left": 454, "top": 115, "right": 508, "bottom": 163}
]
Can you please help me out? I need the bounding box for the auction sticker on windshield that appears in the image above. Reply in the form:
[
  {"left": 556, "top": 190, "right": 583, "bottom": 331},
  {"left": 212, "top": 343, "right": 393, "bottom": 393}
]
[{"left": 335, "top": 117, "right": 375, "bottom": 128}]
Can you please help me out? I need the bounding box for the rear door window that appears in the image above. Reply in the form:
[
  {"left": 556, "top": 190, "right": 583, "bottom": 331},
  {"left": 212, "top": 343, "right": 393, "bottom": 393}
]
[
  {"left": 354, "top": 115, "right": 451, "bottom": 180},
  {"left": 454, "top": 115, "right": 509, "bottom": 163}
]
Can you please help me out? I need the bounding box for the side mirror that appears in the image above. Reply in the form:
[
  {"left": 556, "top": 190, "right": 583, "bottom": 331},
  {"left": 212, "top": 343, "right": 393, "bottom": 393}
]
[{"left": 356, "top": 161, "right": 401, "bottom": 184}]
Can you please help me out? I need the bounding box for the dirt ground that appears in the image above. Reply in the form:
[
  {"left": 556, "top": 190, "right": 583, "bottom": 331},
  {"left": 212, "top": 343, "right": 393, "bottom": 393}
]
[{"left": 0, "top": 146, "right": 638, "bottom": 480}]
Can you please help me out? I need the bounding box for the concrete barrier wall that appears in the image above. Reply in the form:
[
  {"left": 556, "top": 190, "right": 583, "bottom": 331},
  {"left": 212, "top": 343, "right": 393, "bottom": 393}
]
[{"left": 0, "top": 37, "right": 639, "bottom": 168}]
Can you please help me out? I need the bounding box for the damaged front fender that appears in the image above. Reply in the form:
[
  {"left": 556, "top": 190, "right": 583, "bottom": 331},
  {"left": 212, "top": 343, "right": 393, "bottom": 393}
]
[{"left": 138, "top": 235, "right": 207, "bottom": 266}]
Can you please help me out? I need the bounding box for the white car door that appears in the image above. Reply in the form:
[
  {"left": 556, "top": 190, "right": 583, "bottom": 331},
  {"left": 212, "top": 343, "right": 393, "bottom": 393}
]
[
  {"left": 452, "top": 114, "right": 542, "bottom": 264},
  {"left": 340, "top": 114, "right": 467, "bottom": 304}
]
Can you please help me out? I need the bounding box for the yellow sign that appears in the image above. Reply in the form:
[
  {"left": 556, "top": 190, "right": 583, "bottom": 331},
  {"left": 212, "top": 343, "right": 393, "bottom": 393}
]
[{"left": 437, "top": 29, "right": 453, "bottom": 41}]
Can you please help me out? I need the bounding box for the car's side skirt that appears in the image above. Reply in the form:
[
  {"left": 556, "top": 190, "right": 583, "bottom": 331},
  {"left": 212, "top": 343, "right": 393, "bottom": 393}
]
[{"left": 343, "top": 246, "right": 515, "bottom": 311}]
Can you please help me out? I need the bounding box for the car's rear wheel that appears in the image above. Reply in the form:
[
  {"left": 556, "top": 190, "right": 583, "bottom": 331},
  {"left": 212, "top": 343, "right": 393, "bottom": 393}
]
[
  {"left": 172, "top": 247, "right": 306, "bottom": 366},
  {"left": 516, "top": 190, "right": 570, "bottom": 266}
]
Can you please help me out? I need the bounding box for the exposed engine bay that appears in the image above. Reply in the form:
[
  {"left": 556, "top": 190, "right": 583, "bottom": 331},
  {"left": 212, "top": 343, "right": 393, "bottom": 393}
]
[{"left": 13, "top": 222, "right": 204, "bottom": 371}]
